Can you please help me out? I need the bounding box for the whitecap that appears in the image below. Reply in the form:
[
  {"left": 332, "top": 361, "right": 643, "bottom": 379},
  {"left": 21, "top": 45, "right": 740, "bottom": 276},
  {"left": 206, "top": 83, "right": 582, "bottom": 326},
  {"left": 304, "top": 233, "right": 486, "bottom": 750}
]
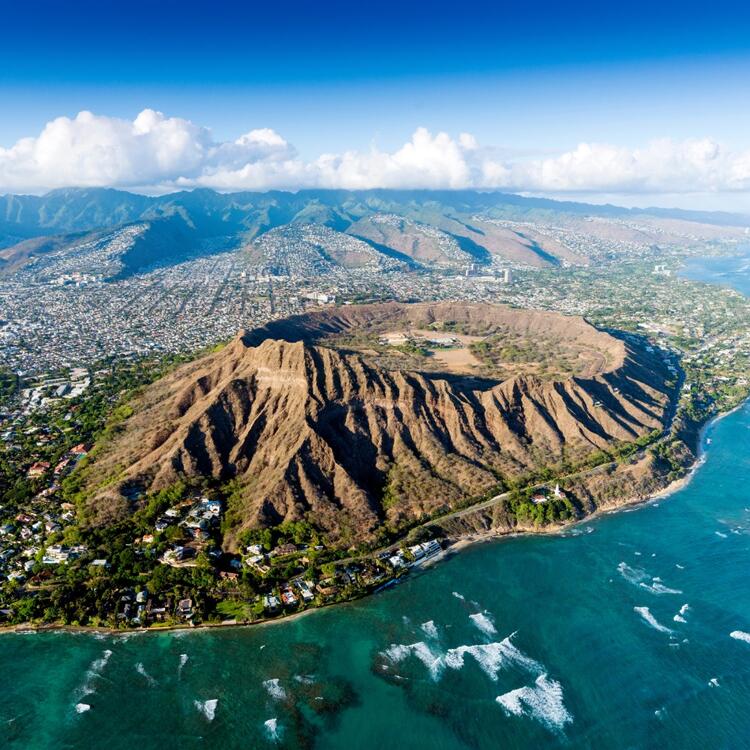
[
  {"left": 420, "top": 620, "right": 439, "bottom": 639},
  {"left": 709, "top": 678, "right": 720, "bottom": 687},
  {"left": 444, "top": 635, "right": 542, "bottom": 681},
  {"left": 675, "top": 564, "right": 685, "bottom": 569},
  {"left": 469, "top": 611, "right": 498, "bottom": 637},
  {"left": 730, "top": 630, "right": 750, "bottom": 644},
  {"left": 263, "top": 678, "right": 288, "bottom": 700},
  {"left": 452, "top": 591, "right": 465, "bottom": 600},
  {"left": 640, "top": 580, "right": 683, "bottom": 596},
  {"left": 194, "top": 698, "right": 218, "bottom": 721},
  {"left": 634, "top": 607, "right": 673, "bottom": 634},
  {"left": 264, "top": 717, "right": 281, "bottom": 741},
  {"left": 716, "top": 531, "right": 728, "bottom": 538},
  {"left": 617, "top": 562, "right": 648, "bottom": 585},
  {"left": 496, "top": 674, "right": 572, "bottom": 731},
  {"left": 674, "top": 603, "right": 689, "bottom": 623},
  {"left": 135, "top": 662, "right": 157, "bottom": 686},
  {"left": 75, "top": 703, "right": 91, "bottom": 714},
  {"left": 74, "top": 649, "right": 113, "bottom": 701},
  {"left": 383, "top": 641, "right": 445, "bottom": 680}
]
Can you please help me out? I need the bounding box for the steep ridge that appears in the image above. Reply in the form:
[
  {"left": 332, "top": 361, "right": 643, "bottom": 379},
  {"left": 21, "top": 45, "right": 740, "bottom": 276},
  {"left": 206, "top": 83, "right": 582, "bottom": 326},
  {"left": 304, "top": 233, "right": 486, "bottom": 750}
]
[{"left": 81, "top": 304, "right": 675, "bottom": 548}]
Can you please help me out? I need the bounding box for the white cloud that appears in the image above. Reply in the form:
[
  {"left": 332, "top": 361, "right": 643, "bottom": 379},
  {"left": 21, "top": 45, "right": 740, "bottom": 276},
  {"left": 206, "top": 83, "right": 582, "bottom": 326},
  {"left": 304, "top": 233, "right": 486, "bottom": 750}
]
[{"left": 2, "top": 108, "right": 750, "bottom": 198}]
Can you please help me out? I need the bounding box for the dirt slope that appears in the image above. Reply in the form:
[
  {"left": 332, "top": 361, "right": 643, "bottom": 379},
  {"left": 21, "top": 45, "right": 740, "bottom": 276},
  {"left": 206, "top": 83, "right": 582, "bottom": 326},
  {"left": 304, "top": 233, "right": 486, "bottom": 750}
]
[{"left": 81, "top": 303, "right": 675, "bottom": 548}]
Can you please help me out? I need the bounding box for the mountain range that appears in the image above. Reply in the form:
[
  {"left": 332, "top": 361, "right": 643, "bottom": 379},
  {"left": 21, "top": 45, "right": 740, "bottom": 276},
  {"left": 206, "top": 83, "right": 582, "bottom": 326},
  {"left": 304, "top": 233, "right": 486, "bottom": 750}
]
[{"left": 1, "top": 188, "right": 747, "bottom": 279}]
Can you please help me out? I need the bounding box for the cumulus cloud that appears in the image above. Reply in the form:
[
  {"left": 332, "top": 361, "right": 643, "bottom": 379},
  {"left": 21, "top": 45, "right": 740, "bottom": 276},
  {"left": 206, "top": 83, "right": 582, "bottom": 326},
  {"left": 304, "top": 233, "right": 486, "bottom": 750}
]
[{"left": 2, "top": 108, "right": 750, "bottom": 196}]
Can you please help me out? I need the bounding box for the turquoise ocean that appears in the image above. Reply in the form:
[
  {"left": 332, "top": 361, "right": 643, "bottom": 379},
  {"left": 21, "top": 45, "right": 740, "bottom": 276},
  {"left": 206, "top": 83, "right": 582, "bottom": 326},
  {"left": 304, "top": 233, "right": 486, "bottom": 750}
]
[{"left": 4, "top": 260, "right": 750, "bottom": 749}]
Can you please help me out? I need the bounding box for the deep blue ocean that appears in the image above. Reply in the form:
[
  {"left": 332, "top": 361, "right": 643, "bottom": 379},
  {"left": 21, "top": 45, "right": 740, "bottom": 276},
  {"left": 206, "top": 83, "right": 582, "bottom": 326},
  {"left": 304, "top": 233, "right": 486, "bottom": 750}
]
[{"left": 4, "top": 261, "right": 750, "bottom": 749}]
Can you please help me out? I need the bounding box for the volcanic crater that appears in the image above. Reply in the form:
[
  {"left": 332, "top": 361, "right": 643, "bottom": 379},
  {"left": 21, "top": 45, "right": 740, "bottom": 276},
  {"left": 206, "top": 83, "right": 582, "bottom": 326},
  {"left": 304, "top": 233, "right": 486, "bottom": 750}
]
[{"left": 80, "top": 302, "right": 677, "bottom": 547}]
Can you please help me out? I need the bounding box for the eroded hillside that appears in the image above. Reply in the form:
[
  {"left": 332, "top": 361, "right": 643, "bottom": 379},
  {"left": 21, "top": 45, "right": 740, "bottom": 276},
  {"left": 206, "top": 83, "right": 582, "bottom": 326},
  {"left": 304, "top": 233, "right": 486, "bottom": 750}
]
[{"left": 78, "top": 303, "right": 677, "bottom": 549}]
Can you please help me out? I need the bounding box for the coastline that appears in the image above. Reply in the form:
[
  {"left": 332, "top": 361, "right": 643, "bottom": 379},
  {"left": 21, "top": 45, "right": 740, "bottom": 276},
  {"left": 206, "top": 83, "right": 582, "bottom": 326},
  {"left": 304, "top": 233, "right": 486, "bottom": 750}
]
[{"left": 2, "top": 401, "right": 741, "bottom": 639}]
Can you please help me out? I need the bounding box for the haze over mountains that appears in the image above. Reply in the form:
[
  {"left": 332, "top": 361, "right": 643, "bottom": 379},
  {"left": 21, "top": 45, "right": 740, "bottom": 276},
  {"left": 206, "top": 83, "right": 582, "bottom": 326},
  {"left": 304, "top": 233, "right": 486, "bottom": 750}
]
[{"left": 1, "top": 188, "right": 748, "bottom": 280}]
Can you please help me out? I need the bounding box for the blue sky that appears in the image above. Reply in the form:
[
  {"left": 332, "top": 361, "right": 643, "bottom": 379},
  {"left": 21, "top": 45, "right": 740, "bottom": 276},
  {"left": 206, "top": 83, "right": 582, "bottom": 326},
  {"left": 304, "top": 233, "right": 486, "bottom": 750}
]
[{"left": 2, "top": 0, "right": 750, "bottom": 208}]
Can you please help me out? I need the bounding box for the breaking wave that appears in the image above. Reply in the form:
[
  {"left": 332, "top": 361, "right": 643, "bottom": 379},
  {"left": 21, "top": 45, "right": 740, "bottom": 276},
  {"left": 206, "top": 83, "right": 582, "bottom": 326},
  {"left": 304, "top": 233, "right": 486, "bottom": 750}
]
[
  {"left": 263, "top": 678, "right": 288, "bottom": 701},
  {"left": 634, "top": 607, "right": 673, "bottom": 634},
  {"left": 730, "top": 630, "right": 750, "bottom": 644},
  {"left": 619, "top": 562, "right": 681, "bottom": 595},
  {"left": 640, "top": 580, "right": 683, "bottom": 595},
  {"left": 617, "top": 562, "right": 648, "bottom": 585},
  {"left": 673, "top": 603, "right": 690, "bottom": 623},
  {"left": 420, "top": 620, "right": 439, "bottom": 639},
  {"left": 469, "top": 612, "right": 498, "bottom": 637},
  {"left": 452, "top": 592, "right": 465, "bottom": 600},
  {"left": 383, "top": 641, "right": 445, "bottom": 680},
  {"left": 496, "top": 673, "right": 573, "bottom": 731},
  {"left": 445, "top": 636, "right": 542, "bottom": 681},
  {"left": 75, "top": 703, "right": 91, "bottom": 714},
  {"left": 74, "top": 648, "right": 113, "bottom": 701},
  {"left": 135, "top": 662, "right": 157, "bottom": 686},
  {"left": 264, "top": 717, "right": 281, "bottom": 741},
  {"left": 194, "top": 698, "right": 218, "bottom": 721},
  {"left": 178, "top": 653, "right": 189, "bottom": 677},
  {"left": 383, "top": 636, "right": 541, "bottom": 683}
]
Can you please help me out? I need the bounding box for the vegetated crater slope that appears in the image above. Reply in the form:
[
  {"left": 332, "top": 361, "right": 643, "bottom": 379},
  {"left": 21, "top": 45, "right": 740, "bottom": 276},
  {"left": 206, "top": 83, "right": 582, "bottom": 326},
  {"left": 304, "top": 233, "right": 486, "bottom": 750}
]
[{"left": 81, "top": 303, "right": 677, "bottom": 549}]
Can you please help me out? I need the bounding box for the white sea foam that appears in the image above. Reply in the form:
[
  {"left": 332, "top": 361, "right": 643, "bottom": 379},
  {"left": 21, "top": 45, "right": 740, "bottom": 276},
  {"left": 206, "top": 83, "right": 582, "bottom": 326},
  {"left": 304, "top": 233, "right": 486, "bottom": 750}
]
[
  {"left": 619, "top": 562, "right": 681, "bottom": 595},
  {"left": 709, "top": 678, "right": 720, "bottom": 687},
  {"left": 469, "top": 611, "right": 497, "bottom": 637},
  {"left": 263, "top": 678, "right": 288, "bottom": 700},
  {"left": 384, "top": 641, "right": 445, "bottom": 680},
  {"left": 293, "top": 674, "right": 315, "bottom": 685},
  {"left": 617, "top": 562, "right": 648, "bottom": 585},
  {"left": 75, "top": 649, "right": 113, "bottom": 701},
  {"left": 383, "top": 632, "right": 541, "bottom": 684},
  {"left": 715, "top": 531, "right": 728, "bottom": 538},
  {"left": 675, "top": 564, "right": 685, "bottom": 569},
  {"left": 452, "top": 592, "right": 465, "bottom": 600},
  {"left": 640, "top": 580, "right": 683, "bottom": 595},
  {"left": 194, "top": 698, "right": 218, "bottom": 721},
  {"left": 730, "top": 630, "right": 750, "bottom": 644},
  {"left": 75, "top": 703, "right": 91, "bottom": 714},
  {"left": 496, "top": 674, "right": 572, "bottom": 731},
  {"left": 444, "top": 635, "right": 542, "bottom": 681},
  {"left": 264, "top": 717, "right": 281, "bottom": 741},
  {"left": 91, "top": 649, "right": 113, "bottom": 672},
  {"left": 178, "top": 653, "right": 189, "bottom": 677},
  {"left": 674, "top": 603, "right": 690, "bottom": 623},
  {"left": 634, "top": 607, "right": 674, "bottom": 634},
  {"left": 420, "top": 620, "right": 439, "bottom": 639},
  {"left": 135, "top": 662, "right": 156, "bottom": 686}
]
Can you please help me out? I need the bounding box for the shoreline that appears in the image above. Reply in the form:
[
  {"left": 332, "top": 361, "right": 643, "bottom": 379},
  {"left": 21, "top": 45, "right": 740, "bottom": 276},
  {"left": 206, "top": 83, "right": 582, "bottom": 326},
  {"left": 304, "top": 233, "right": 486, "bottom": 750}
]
[{"left": 1, "top": 402, "right": 741, "bottom": 639}]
